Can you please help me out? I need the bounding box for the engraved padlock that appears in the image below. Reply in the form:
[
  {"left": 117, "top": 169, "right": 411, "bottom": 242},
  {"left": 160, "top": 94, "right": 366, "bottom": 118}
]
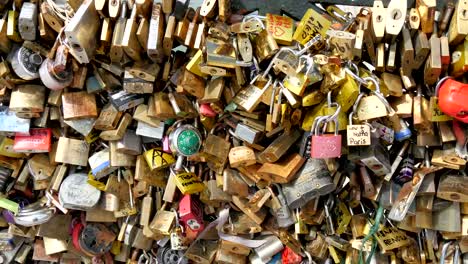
[
  {"left": 310, "top": 113, "right": 342, "bottom": 159},
  {"left": 281, "top": 158, "right": 335, "bottom": 209}
]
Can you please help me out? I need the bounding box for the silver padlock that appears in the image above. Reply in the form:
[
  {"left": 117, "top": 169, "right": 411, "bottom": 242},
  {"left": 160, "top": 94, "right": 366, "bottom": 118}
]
[
  {"left": 13, "top": 201, "right": 55, "bottom": 227},
  {"left": 58, "top": 173, "right": 101, "bottom": 210},
  {"left": 88, "top": 146, "right": 117, "bottom": 179},
  {"left": 234, "top": 123, "right": 262, "bottom": 144},
  {"left": 0, "top": 106, "right": 30, "bottom": 136},
  {"left": 136, "top": 121, "right": 165, "bottom": 140},
  {"left": 109, "top": 90, "right": 144, "bottom": 111},
  {"left": 116, "top": 130, "right": 142, "bottom": 155},
  {"left": 18, "top": 2, "right": 37, "bottom": 41},
  {"left": 38, "top": 58, "right": 73, "bottom": 90},
  {"left": 251, "top": 235, "right": 284, "bottom": 263},
  {"left": 8, "top": 46, "right": 42, "bottom": 80},
  {"left": 269, "top": 184, "right": 295, "bottom": 228},
  {"left": 281, "top": 158, "right": 335, "bottom": 209}
]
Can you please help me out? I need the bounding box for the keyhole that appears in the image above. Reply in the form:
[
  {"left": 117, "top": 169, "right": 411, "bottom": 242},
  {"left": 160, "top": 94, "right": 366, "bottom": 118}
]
[{"left": 376, "top": 15, "right": 382, "bottom": 22}]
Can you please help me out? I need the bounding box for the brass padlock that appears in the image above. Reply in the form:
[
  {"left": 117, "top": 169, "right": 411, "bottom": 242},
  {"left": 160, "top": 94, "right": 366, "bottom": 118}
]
[{"left": 149, "top": 203, "right": 175, "bottom": 235}]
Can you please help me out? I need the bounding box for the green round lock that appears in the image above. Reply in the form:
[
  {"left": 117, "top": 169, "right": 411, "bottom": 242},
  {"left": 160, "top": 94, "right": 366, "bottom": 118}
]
[
  {"left": 170, "top": 124, "right": 202, "bottom": 157},
  {"left": 176, "top": 129, "right": 201, "bottom": 156}
]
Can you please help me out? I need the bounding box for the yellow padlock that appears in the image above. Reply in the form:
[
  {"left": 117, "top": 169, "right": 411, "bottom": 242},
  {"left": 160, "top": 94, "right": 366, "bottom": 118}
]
[
  {"left": 172, "top": 169, "right": 205, "bottom": 195},
  {"left": 143, "top": 148, "right": 176, "bottom": 170}
]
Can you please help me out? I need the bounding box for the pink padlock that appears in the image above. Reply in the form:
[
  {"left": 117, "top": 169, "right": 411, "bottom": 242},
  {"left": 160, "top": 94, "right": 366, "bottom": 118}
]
[
  {"left": 162, "top": 136, "right": 171, "bottom": 153},
  {"left": 310, "top": 116, "right": 342, "bottom": 159},
  {"left": 179, "top": 194, "right": 204, "bottom": 234},
  {"left": 199, "top": 104, "right": 217, "bottom": 118}
]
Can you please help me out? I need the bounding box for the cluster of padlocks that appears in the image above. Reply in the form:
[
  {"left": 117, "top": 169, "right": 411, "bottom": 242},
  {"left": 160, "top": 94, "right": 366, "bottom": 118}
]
[{"left": 0, "top": 0, "right": 467, "bottom": 263}]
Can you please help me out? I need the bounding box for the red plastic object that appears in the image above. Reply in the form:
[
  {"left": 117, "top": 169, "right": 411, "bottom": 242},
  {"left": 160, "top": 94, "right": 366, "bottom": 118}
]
[
  {"left": 438, "top": 78, "right": 468, "bottom": 123},
  {"left": 281, "top": 246, "right": 303, "bottom": 264}
]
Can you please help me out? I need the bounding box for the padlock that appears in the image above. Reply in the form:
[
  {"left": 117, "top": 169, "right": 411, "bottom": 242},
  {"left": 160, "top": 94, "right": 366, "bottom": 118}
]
[
  {"left": 61, "top": 91, "right": 98, "bottom": 120},
  {"left": 293, "top": 8, "right": 331, "bottom": 45},
  {"left": 109, "top": 90, "right": 144, "bottom": 112},
  {"left": 185, "top": 239, "right": 216, "bottom": 264},
  {"left": 170, "top": 209, "right": 187, "bottom": 250},
  {"left": 13, "top": 128, "right": 51, "bottom": 153},
  {"left": 287, "top": 161, "right": 331, "bottom": 210},
  {"left": 179, "top": 194, "right": 204, "bottom": 234},
  {"left": 59, "top": 173, "right": 101, "bottom": 210},
  {"left": 437, "top": 174, "right": 468, "bottom": 202},
  {"left": 228, "top": 146, "right": 256, "bottom": 168},
  {"left": 448, "top": 0, "right": 468, "bottom": 45},
  {"left": 267, "top": 184, "right": 294, "bottom": 228},
  {"left": 250, "top": 235, "right": 284, "bottom": 263},
  {"left": 99, "top": 113, "right": 132, "bottom": 141},
  {"left": 9, "top": 46, "right": 42, "bottom": 80},
  {"left": 18, "top": 2, "right": 36, "bottom": 41},
  {"left": 64, "top": 0, "right": 99, "bottom": 64},
  {"left": 310, "top": 115, "right": 342, "bottom": 159},
  {"left": 172, "top": 167, "right": 205, "bottom": 195},
  {"left": 257, "top": 153, "right": 305, "bottom": 184},
  {"left": 346, "top": 112, "right": 371, "bottom": 146},
  {"left": 207, "top": 170, "right": 231, "bottom": 202},
  {"left": 205, "top": 36, "right": 237, "bottom": 68},
  {"left": 178, "top": 69, "right": 206, "bottom": 99},
  {"left": 253, "top": 28, "right": 279, "bottom": 63},
  {"left": 223, "top": 168, "right": 249, "bottom": 197},
  {"left": 143, "top": 147, "right": 175, "bottom": 171},
  {"left": 123, "top": 71, "right": 153, "bottom": 94},
  {"left": 437, "top": 77, "right": 468, "bottom": 123},
  {"left": 134, "top": 104, "right": 162, "bottom": 128},
  {"left": 258, "top": 130, "right": 300, "bottom": 163},
  {"left": 168, "top": 121, "right": 202, "bottom": 158},
  {"left": 233, "top": 74, "right": 272, "bottom": 113},
  {"left": 149, "top": 202, "right": 175, "bottom": 236}
]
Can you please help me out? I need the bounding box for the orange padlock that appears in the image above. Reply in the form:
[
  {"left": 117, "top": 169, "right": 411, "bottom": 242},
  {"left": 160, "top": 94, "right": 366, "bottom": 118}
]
[{"left": 437, "top": 77, "right": 468, "bottom": 123}]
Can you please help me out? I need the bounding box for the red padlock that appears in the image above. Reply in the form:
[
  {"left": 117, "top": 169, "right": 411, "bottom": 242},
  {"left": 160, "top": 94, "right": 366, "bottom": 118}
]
[
  {"left": 281, "top": 246, "right": 303, "bottom": 264},
  {"left": 179, "top": 194, "right": 204, "bottom": 239},
  {"left": 199, "top": 103, "right": 217, "bottom": 118},
  {"left": 437, "top": 77, "right": 468, "bottom": 123}
]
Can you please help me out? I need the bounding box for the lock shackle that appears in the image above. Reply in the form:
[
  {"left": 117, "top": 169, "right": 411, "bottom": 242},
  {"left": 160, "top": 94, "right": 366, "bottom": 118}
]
[
  {"left": 298, "top": 54, "right": 316, "bottom": 76},
  {"left": 171, "top": 208, "right": 183, "bottom": 229},
  {"left": 435, "top": 76, "right": 453, "bottom": 97},
  {"left": 326, "top": 5, "right": 353, "bottom": 24},
  {"left": 251, "top": 73, "right": 273, "bottom": 92},
  {"left": 242, "top": 15, "right": 266, "bottom": 29},
  {"left": 352, "top": 92, "right": 367, "bottom": 114},
  {"left": 297, "top": 34, "right": 323, "bottom": 56},
  {"left": 209, "top": 121, "right": 227, "bottom": 134},
  {"left": 327, "top": 91, "right": 332, "bottom": 107},
  {"left": 322, "top": 116, "right": 339, "bottom": 135},
  {"left": 262, "top": 48, "right": 297, "bottom": 78},
  {"left": 326, "top": 102, "right": 341, "bottom": 122},
  {"left": 344, "top": 62, "right": 367, "bottom": 86},
  {"left": 348, "top": 111, "right": 355, "bottom": 125},
  {"left": 364, "top": 76, "right": 396, "bottom": 115},
  {"left": 312, "top": 115, "right": 330, "bottom": 134},
  {"left": 440, "top": 241, "right": 453, "bottom": 263},
  {"left": 271, "top": 183, "right": 286, "bottom": 198},
  {"left": 269, "top": 80, "right": 280, "bottom": 114},
  {"left": 363, "top": 76, "right": 381, "bottom": 94}
]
